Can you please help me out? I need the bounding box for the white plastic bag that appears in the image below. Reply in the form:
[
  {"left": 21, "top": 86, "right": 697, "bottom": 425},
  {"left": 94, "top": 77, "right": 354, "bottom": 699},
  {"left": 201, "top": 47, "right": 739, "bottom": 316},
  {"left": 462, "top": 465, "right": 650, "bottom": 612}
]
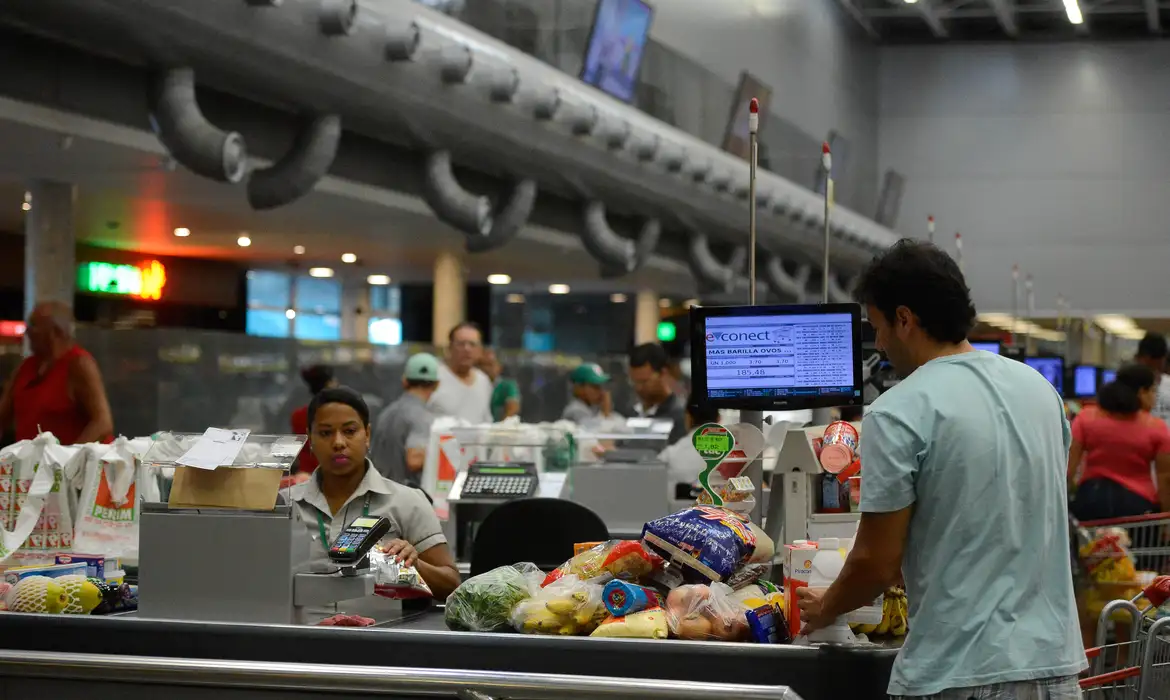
[
  {"left": 0, "top": 433, "right": 79, "bottom": 566},
  {"left": 71, "top": 437, "right": 144, "bottom": 559}
]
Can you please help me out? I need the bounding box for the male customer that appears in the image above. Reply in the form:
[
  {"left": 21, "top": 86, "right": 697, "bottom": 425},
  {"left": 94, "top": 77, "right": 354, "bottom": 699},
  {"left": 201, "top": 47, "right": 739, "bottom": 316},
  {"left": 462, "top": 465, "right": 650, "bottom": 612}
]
[
  {"left": 1135, "top": 332, "right": 1170, "bottom": 424},
  {"left": 797, "top": 240, "right": 1084, "bottom": 699},
  {"left": 370, "top": 353, "right": 441, "bottom": 488},
  {"left": 627, "top": 343, "right": 687, "bottom": 443},
  {"left": 429, "top": 322, "right": 493, "bottom": 424},
  {"left": 0, "top": 301, "right": 114, "bottom": 444},
  {"left": 562, "top": 363, "right": 615, "bottom": 426}
]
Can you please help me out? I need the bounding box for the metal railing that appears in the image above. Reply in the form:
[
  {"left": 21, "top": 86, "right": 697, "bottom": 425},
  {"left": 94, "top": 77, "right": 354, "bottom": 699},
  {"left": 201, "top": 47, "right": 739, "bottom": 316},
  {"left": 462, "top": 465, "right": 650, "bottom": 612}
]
[{"left": 0, "top": 650, "right": 803, "bottom": 699}]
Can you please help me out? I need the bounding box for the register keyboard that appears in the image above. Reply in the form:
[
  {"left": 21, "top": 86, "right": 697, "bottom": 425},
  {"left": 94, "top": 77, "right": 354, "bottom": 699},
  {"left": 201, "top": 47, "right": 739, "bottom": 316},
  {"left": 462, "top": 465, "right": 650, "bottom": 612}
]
[{"left": 460, "top": 463, "right": 538, "bottom": 498}]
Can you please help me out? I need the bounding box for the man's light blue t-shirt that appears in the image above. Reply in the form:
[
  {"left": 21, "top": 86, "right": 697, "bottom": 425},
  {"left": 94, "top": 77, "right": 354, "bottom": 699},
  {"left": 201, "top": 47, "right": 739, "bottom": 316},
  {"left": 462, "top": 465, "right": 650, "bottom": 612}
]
[{"left": 861, "top": 351, "right": 1086, "bottom": 696}]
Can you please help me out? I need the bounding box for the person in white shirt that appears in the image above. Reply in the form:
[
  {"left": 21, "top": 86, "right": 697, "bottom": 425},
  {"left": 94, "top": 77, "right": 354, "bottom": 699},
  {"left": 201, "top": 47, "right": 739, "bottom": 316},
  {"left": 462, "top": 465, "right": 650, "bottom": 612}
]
[
  {"left": 1135, "top": 333, "right": 1170, "bottom": 425},
  {"left": 428, "top": 322, "right": 494, "bottom": 425}
]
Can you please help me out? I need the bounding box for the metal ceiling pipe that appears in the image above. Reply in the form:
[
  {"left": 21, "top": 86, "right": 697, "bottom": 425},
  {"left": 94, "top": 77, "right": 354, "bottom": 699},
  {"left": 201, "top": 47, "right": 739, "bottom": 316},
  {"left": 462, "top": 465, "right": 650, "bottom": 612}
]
[
  {"left": 464, "top": 178, "right": 537, "bottom": 253},
  {"left": 581, "top": 200, "right": 639, "bottom": 271},
  {"left": 383, "top": 19, "right": 421, "bottom": 62},
  {"left": 247, "top": 113, "right": 340, "bottom": 210},
  {"left": 421, "top": 149, "right": 492, "bottom": 236},
  {"left": 149, "top": 67, "right": 248, "bottom": 183},
  {"left": 486, "top": 65, "right": 520, "bottom": 103},
  {"left": 686, "top": 233, "right": 743, "bottom": 294},
  {"left": 531, "top": 87, "right": 561, "bottom": 121},
  {"left": 598, "top": 114, "right": 631, "bottom": 151},
  {"left": 764, "top": 254, "right": 810, "bottom": 303},
  {"left": 658, "top": 142, "right": 686, "bottom": 173},
  {"left": 440, "top": 45, "right": 473, "bottom": 84},
  {"left": 319, "top": 0, "right": 358, "bottom": 36},
  {"left": 630, "top": 132, "right": 659, "bottom": 162},
  {"left": 710, "top": 169, "right": 732, "bottom": 194},
  {"left": 600, "top": 216, "right": 661, "bottom": 278},
  {"left": 689, "top": 157, "right": 712, "bottom": 184}
]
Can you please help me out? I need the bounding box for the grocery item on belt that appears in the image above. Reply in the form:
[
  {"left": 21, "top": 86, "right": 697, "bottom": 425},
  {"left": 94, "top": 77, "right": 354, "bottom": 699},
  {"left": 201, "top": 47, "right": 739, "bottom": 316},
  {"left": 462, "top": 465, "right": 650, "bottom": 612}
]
[
  {"left": 665, "top": 583, "right": 750, "bottom": 641},
  {"left": 511, "top": 575, "right": 605, "bottom": 636},
  {"left": 590, "top": 607, "right": 669, "bottom": 639},
  {"left": 602, "top": 579, "right": 664, "bottom": 617},
  {"left": 819, "top": 421, "right": 859, "bottom": 473},
  {"left": 541, "top": 540, "right": 662, "bottom": 587},
  {"left": 370, "top": 550, "right": 434, "bottom": 600},
  {"left": 56, "top": 574, "right": 103, "bottom": 614},
  {"left": 642, "top": 506, "right": 757, "bottom": 583},
  {"left": 4, "top": 575, "right": 69, "bottom": 614},
  {"left": 317, "top": 614, "right": 375, "bottom": 627},
  {"left": 445, "top": 562, "right": 543, "bottom": 632}
]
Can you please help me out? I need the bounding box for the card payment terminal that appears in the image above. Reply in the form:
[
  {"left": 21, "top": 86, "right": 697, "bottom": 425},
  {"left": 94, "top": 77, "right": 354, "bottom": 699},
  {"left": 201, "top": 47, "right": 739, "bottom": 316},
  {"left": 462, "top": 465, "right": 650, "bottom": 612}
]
[
  {"left": 461, "top": 463, "right": 538, "bottom": 498},
  {"left": 328, "top": 516, "right": 391, "bottom": 566}
]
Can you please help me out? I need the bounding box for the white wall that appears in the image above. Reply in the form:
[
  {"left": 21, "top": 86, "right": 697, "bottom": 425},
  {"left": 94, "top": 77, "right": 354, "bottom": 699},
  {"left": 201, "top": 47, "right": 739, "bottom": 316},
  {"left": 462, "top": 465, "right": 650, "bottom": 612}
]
[{"left": 879, "top": 42, "right": 1170, "bottom": 316}]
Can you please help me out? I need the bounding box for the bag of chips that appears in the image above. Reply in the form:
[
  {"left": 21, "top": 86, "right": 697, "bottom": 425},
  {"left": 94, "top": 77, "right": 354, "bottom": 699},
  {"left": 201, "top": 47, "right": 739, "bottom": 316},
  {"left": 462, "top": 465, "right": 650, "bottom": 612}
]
[
  {"left": 642, "top": 506, "right": 757, "bottom": 584},
  {"left": 371, "top": 550, "right": 433, "bottom": 600},
  {"left": 541, "top": 540, "right": 662, "bottom": 587}
]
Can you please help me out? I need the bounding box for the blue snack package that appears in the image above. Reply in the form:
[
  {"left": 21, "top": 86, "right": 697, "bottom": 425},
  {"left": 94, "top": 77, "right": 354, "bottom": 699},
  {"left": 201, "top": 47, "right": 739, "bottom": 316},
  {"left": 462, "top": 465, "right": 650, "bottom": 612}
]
[
  {"left": 641, "top": 506, "right": 757, "bottom": 584},
  {"left": 746, "top": 603, "right": 787, "bottom": 644},
  {"left": 603, "top": 580, "right": 664, "bottom": 617}
]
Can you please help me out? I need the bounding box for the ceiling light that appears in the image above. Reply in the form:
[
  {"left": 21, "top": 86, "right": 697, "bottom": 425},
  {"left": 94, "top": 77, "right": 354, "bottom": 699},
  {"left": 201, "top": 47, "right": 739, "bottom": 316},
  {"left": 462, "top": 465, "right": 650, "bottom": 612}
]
[
  {"left": 237, "top": 235, "right": 252, "bottom": 247},
  {"left": 1094, "top": 314, "right": 1138, "bottom": 336},
  {"left": 341, "top": 253, "right": 357, "bottom": 264},
  {"left": 285, "top": 309, "right": 296, "bottom": 320},
  {"left": 658, "top": 298, "right": 671, "bottom": 308},
  {"left": 23, "top": 192, "right": 31, "bottom": 203},
  {"left": 487, "top": 274, "right": 512, "bottom": 285},
  {"left": 548, "top": 284, "right": 570, "bottom": 295},
  {"left": 904, "top": 0, "right": 918, "bottom": 3},
  {"left": 610, "top": 293, "right": 627, "bottom": 303},
  {"left": 506, "top": 293, "right": 525, "bottom": 304},
  {"left": 21, "top": 202, "right": 30, "bottom": 212},
  {"left": 1063, "top": 0, "right": 1083, "bottom": 24},
  {"left": 173, "top": 227, "right": 190, "bottom": 237},
  {"left": 367, "top": 274, "right": 391, "bottom": 285},
  {"left": 293, "top": 245, "right": 305, "bottom": 255},
  {"left": 309, "top": 267, "right": 334, "bottom": 278}
]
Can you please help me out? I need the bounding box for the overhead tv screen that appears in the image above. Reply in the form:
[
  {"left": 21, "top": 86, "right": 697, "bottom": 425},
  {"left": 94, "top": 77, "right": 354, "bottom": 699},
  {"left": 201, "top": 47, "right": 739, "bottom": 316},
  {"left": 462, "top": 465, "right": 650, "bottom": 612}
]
[
  {"left": 689, "top": 303, "right": 864, "bottom": 411},
  {"left": 580, "top": 0, "right": 654, "bottom": 103},
  {"left": 1024, "top": 356, "right": 1064, "bottom": 395}
]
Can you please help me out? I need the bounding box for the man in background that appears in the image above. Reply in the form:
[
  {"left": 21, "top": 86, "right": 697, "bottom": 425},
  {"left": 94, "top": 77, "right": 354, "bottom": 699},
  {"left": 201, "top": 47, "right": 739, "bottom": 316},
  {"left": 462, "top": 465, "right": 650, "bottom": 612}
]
[
  {"left": 479, "top": 349, "right": 520, "bottom": 422},
  {"left": 627, "top": 343, "right": 687, "bottom": 443},
  {"left": 562, "top": 363, "right": 615, "bottom": 426},
  {"left": 370, "top": 353, "right": 441, "bottom": 488},
  {"left": 0, "top": 301, "right": 113, "bottom": 445},
  {"left": 429, "top": 322, "right": 493, "bottom": 424},
  {"left": 1135, "top": 332, "right": 1170, "bottom": 424}
]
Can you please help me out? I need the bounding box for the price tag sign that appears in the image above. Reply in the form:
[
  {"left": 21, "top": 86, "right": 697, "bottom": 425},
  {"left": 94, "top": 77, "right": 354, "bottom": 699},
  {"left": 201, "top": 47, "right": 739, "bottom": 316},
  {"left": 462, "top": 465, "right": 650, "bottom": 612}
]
[{"left": 692, "top": 423, "right": 734, "bottom": 507}]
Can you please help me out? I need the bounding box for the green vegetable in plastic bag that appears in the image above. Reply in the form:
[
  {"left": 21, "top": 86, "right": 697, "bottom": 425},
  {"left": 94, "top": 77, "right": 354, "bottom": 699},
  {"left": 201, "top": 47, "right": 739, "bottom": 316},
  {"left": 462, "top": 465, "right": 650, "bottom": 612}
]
[{"left": 444, "top": 562, "right": 543, "bottom": 632}]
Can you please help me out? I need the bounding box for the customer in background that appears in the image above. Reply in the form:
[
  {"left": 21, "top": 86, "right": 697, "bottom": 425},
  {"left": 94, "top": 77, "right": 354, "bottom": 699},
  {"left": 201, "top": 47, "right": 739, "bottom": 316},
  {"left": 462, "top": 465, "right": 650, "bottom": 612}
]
[
  {"left": 1134, "top": 332, "right": 1170, "bottom": 424},
  {"left": 627, "top": 343, "right": 687, "bottom": 443},
  {"left": 370, "top": 354, "right": 441, "bottom": 489},
  {"left": 291, "top": 365, "right": 337, "bottom": 475},
  {"left": 658, "top": 399, "right": 720, "bottom": 498},
  {"left": 0, "top": 302, "right": 113, "bottom": 445},
  {"left": 1068, "top": 363, "right": 1170, "bottom": 520},
  {"left": 562, "top": 363, "right": 615, "bottom": 426},
  {"left": 479, "top": 349, "right": 520, "bottom": 422},
  {"left": 429, "top": 322, "right": 493, "bottom": 424},
  {"left": 797, "top": 240, "right": 1084, "bottom": 699}
]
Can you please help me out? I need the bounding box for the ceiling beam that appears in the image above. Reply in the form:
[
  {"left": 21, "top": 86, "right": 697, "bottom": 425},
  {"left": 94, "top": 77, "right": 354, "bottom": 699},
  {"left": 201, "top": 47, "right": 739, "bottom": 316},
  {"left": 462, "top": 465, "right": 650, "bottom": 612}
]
[
  {"left": 985, "top": 0, "right": 1019, "bottom": 37},
  {"left": 833, "top": 0, "right": 881, "bottom": 40},
  {"left": 1144, "top": 0, "right": 1162, "bottom": 33},
  {"left": 914, "top": 0, "right": 950, "bottom": 38}
]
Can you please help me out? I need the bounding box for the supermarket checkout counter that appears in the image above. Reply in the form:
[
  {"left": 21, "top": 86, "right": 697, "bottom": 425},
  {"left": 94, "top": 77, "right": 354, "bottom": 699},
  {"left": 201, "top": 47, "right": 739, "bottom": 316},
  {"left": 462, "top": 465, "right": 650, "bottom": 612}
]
[{"left": 0, "top": 608, "right": 898, "bottom": 700}]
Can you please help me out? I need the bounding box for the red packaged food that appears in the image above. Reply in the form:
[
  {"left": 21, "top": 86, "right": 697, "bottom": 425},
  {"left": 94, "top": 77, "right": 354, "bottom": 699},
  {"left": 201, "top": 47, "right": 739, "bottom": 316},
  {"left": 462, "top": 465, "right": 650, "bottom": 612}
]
[{"left": 542, "top": 540, "right": 663, "bottom": 587}]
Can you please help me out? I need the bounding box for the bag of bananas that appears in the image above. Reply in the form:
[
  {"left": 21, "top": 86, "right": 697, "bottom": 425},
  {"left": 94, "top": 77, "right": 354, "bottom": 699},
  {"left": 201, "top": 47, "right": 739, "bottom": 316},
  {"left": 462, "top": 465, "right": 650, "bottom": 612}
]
[{"left": 850, "top": 587, "right": 909, "bottom": 638}]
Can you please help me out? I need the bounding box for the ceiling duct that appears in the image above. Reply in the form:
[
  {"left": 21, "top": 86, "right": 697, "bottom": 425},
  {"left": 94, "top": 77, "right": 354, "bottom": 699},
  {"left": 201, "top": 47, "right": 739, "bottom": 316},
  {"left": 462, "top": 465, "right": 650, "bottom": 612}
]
[
  {"left": 826, "top": 273, "right": 856, "bottom": 304},
  {"left": 582, "top": 201, "right": 660, "bottom": 275},
  {"left": 686, "top": 233, "right": 745, "bottom": 294},
  {"left": 487, "top": 65, "right": 520, "bottom": 103},
  {"left": 598, "top": 114, "right": 631, "bottom": 151},
  {"left": 531, "top": 87, "right": 561, "bottom": 121},
  {"left": 764, "top": 254, "right": 811, "bottom": 303},
  {"left": 318, "top": 0, "right": 358, "bottom": 36},
  {"left": 465, "top": 179, "right": 537, "bottom": 253},
  {"left": 421, "top": 150, "right": 492, "bottom": 236},
  {"left": 710, "top": 169, "right": 732, "bottom": 194},
  {"left": 688, "top": 157, "right": 712, "bottom": 184},
  {"left": 630, "top": 132, "right": 659, "bottom": 162},
  {"left": 247, "top": 113, "right": 340, "bottom": 210},
  {"left": 148, "top": 67, "right": 247, "bottom": 183},
  {"left": 440, "top": 45, "right": 473, "bottom": 84},
  {"left": 658, "top": 142, "right": 686, "bottom": 173},
  {"left": 383, "top": 19, "right": 421, "bottom": 62}
]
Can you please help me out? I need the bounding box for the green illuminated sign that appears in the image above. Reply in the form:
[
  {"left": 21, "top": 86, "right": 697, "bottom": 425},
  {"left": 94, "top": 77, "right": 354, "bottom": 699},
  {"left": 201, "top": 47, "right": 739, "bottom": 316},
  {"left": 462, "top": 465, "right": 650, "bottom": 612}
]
[
  {"left": 656, "top": 321, "right": 677, "bottom": 342},
  {"left": 77, "top": 261, "right": 167, "bottom": 300}
]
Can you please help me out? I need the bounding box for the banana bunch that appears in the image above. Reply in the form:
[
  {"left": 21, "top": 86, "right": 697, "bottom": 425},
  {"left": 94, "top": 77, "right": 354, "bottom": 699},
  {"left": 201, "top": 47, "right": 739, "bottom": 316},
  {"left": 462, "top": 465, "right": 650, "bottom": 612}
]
[
  {"left": 850, "top": 587, "right": 909, "bottom": 637},
  {"left": 512, "top": 589, "right": 606, "bottom": 636}
]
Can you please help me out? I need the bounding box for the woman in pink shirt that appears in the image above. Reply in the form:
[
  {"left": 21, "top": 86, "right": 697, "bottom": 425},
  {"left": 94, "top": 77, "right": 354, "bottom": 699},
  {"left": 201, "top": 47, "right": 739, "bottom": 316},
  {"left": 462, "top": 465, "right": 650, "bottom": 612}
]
[{"left": 1068, "top": 363, "right": 1170, "bottom": 520}]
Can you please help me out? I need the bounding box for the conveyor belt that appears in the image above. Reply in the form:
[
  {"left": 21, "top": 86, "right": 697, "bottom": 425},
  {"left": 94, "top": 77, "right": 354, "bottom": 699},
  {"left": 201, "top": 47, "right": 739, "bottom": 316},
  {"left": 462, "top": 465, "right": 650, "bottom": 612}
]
[{"left": 0, "top": 611, "right": 896, "bottom": 700}]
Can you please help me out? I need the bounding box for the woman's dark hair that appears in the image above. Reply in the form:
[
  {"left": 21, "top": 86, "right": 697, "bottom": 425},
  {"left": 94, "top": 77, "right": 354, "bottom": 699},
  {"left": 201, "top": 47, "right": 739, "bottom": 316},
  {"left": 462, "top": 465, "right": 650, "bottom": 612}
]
[
  {"left": 308, "top": 386, "right": 370, "bottom": 429},
  {"left": 686, "top": 396, "right": 720, "bottom": 426},
  {"left": 1097, "top": 363, "right": 1156, "bottom": 415},
  {"left": 854, "top": 239, "right": 976, "bottom": 344},
  {"left": 301, "top": 365, "right": 334, "bottom": 395}
]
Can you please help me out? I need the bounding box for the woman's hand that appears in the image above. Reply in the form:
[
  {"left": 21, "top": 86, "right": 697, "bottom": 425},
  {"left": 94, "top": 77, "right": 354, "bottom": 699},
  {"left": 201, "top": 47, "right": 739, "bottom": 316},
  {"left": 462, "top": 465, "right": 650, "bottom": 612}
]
[{"left": 379, "top": 539, "right": 419, "bottom": 568}]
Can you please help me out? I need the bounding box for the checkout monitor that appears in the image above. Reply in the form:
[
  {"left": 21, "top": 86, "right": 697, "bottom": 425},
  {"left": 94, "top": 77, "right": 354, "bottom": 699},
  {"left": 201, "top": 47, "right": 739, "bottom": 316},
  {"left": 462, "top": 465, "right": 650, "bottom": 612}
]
[
  {"left": 689, "top": 302, "right": 863, "bottom": 411},
  {"left": 1072, "top": 365, "right": 1100, "bottom": 399},
  {"left": 1101, "top": 368, "right": 1117, "bottom": 385},
  {"left": 1023, "top": 356, "right": 1064, "bottom": 395}
]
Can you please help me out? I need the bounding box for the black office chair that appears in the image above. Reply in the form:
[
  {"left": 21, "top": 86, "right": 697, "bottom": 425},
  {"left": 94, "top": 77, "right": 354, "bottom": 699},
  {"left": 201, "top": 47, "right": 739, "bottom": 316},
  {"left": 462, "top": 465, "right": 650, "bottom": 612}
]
[{"left": 469, "top": 498, "right": 610, "bottom": 577}]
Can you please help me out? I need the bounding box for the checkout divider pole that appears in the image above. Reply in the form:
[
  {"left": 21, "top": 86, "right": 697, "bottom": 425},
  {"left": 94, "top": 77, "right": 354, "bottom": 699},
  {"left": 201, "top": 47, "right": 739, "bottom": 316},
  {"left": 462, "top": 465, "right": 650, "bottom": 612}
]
[{"left": 743, "top": 98, "right": 765, "bottom": 525}]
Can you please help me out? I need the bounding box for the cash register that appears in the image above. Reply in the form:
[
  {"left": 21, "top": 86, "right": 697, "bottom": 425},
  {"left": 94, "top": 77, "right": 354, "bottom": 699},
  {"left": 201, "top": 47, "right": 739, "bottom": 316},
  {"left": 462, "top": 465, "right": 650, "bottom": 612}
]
[{"left": 448, "top": 462, "right": 540, "bottom": 561}]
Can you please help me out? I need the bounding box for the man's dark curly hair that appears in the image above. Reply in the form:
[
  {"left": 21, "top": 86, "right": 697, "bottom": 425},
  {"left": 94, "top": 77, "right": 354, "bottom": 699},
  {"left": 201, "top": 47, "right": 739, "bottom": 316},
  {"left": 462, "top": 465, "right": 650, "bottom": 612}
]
[{"left": 853, "top": 239, "right": 977, "bottom": 344}]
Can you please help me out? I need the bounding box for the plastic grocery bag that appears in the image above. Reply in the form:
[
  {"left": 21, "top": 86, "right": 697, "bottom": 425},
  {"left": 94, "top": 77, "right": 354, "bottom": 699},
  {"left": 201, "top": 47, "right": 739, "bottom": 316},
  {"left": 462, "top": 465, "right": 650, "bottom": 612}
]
[
  {"left": 445, "top": 562, "right": 543, "bottom": 632},
  {"left": 71, "top": 437, "right": 146, "bottom": 560},
  {"left": 511, "top": 574, "right": 605, "bottom": 635},
  {"left": 542, "top": 540, "right": 662, "bottom": 587},
  {"left": 0, "top": 434, "right": 80, "bottom": 566},
  {"left": 370, "top": 550, "right": 433, "bottom": 600},
  {"left": 664, "top": 583, "right": 751, "bottom": 641}
]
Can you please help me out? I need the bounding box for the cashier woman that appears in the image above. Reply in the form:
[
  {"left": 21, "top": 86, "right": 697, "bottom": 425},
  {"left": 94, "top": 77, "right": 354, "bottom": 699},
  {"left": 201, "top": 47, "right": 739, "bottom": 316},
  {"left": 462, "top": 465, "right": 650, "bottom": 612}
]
[{"left": 289, "top": 386, "right": 461, "bottom": 600}]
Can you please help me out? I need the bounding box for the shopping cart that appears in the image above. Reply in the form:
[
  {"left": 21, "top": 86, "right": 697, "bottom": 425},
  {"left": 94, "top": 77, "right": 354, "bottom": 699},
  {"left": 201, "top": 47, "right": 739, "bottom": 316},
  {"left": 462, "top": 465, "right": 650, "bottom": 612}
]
[
  {"left": 1075, "top": 513, "right": 1170, "bottom": 645},
  {"left": 1081, "top": 615, "right": 1170, "bottom": 700}
]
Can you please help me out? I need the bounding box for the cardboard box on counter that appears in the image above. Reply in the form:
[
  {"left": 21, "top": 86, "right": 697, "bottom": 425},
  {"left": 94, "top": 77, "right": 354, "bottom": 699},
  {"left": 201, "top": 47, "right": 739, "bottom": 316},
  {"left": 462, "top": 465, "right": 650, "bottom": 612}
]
[{"left": 168, "top": 466, "right": 283, "bottom": 511}]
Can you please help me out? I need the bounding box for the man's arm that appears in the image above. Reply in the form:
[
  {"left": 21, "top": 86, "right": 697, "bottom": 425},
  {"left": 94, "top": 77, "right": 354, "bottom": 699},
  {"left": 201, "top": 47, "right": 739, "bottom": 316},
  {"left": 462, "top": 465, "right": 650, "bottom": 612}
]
[
  {"left": 70, "top": 353, "right": 114, "bottom": 443},
  {"left": 818, "top": 508, "right": 911, "bottom": 621}
]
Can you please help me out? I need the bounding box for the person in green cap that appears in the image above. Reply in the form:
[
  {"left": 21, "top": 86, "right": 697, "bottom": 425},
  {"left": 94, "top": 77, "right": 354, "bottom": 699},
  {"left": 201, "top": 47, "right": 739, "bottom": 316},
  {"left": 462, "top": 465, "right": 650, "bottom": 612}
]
[
  {"left": 562, "top": 363, "right": 615, "bottom": 425},
  {"left": 479, "top": 349, "right": 521, "bottom": 422},
  {"left": 369, "top": 353, "right": 441, "bottom": 488}
]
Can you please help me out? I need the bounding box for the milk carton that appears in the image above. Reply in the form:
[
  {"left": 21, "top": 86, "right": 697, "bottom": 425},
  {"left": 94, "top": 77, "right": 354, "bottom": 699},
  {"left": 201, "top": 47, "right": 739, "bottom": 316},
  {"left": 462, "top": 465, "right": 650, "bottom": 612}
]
[{"left": 783, "top": 541, "right": 817, "bottom": 638}]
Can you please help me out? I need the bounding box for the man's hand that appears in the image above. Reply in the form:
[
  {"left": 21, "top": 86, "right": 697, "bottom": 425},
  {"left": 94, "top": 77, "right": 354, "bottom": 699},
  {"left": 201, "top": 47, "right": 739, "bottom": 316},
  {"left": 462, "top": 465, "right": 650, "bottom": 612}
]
[
  {"left": 796, "top": 587, "right": 834, "bottom": 635},
  {"left": 378, "top": 539, "right": 419, "bottom": 568}
]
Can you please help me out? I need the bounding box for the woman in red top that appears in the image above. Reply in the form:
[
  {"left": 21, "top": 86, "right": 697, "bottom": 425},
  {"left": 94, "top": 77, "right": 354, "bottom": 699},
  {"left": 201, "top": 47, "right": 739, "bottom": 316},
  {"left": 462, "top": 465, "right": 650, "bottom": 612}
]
[
  {"left": 290, "top": 365, "right": 337, "bottom": 475},
  {"left": 1068, "top": 363, "right": 1170, "bottom": 520},
  {"left": 0, "top": 302, "right": 113, "bottom": 445}
]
